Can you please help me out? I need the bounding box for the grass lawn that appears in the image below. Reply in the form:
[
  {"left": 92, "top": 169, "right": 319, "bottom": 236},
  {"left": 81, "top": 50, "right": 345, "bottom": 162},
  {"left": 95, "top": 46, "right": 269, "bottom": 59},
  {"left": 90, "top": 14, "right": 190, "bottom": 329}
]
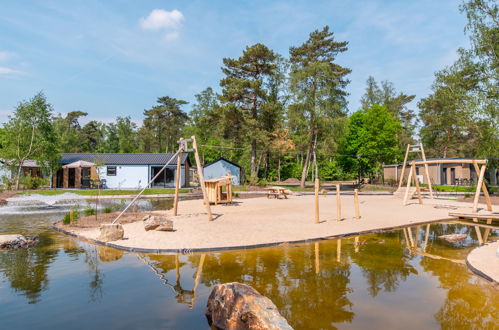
[
  {"left": 421, "top": 184, "right": 497, "bottom": 194},
  {"left": 19, "top": 188, "right": 190, "bottom": 196}
]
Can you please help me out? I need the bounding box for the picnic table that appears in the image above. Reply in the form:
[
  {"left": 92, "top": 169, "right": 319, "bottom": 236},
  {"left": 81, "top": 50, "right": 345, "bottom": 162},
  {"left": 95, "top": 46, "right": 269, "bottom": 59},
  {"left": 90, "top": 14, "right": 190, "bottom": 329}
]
[{"left": 265, "top": 186, "right": 288, "bottom": 199}]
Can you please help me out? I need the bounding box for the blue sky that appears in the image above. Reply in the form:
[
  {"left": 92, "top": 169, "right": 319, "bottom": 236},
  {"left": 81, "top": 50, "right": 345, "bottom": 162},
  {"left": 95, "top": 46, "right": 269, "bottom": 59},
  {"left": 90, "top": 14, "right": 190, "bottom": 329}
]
[{"left": 0, "top": 0, "right": 469, "bottom": 124}]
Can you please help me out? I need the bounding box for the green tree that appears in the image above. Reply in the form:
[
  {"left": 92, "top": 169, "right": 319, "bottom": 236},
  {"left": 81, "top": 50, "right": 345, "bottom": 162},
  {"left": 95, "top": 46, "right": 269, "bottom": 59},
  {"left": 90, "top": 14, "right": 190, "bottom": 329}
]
[
  {"left": 116, "top": 116, "right": 137, "bottom": 153},
  {"left": 360, "top": 76, "right": 416, "bottom": 147},
  {"left": 289, "top": 26, "right": 351, "bottom": 187},
  {"left": 80, "top": 120, "right": 105, "bottom": 152},
  {"left": 219, "top": 43, "right": 280, "bottom": 181},
  {"left": 142, "top": 96, "right": 188, "bottom": 153},
  {"left": 53, "top": 110, "right": 88, "bottom": 152},
  {"left": 340, "top": 104, "right": 401, "bottom": 181},
  {"left": 0, "top": 92, "right": 60, "bottom": 189}
]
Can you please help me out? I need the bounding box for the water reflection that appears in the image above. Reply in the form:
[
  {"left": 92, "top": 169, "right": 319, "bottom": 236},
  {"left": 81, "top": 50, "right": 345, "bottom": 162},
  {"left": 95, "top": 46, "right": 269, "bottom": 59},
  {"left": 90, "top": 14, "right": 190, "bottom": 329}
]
[{"left": 0, "top": 201, "right": 498, "bottom": 329}]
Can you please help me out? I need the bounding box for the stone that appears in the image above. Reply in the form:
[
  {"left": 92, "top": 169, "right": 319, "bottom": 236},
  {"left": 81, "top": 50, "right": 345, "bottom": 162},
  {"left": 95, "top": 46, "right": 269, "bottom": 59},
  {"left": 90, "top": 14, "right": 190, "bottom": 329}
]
[
  {"left": 97, "top": 224, "right": 124, "bottom": 242},
  {"left": 205, "top": 282, "right": 293, "bottom": 330},
  {"left": 155, "top": 218, "right": 174, "bottom": 231},
  {"left": 143, "top": 215, "right": 160, "bottom": 231},
  {"left": 438, "top": 234, "right": 467, "bottom": 242},
  {"left": 0, "top": 234, "right": 38, "bottom": 249}
]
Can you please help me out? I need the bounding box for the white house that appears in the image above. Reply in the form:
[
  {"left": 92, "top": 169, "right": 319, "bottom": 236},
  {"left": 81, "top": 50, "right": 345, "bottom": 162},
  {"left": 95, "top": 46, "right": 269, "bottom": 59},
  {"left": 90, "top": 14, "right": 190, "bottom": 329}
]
[
  {"left": 53, "top": 153, "right": 191, "bottom": 189},
  {"left": 203, "top": 158, "right": 242, "bottom": 185}
]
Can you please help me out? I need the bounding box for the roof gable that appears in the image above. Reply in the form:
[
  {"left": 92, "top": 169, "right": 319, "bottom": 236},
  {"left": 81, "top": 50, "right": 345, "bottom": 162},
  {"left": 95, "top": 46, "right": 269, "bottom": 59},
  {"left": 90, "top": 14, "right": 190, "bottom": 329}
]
[{"left": 203, "top": 157, "right": 241, "bottom": 169}]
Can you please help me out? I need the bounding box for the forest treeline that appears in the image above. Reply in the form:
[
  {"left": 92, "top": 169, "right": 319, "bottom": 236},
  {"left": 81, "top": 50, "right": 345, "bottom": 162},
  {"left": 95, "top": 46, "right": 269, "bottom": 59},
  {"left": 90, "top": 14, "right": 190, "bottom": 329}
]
[{"left": 0, "top": 0, "right": 497, "bottom": 188}]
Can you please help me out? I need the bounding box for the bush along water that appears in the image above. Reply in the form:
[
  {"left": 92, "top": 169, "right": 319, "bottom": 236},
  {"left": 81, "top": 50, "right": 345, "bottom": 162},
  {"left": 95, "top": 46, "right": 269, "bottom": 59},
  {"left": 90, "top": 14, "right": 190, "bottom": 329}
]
[{"left": 62, "top": 209, "right": 80, "bottom": 225}]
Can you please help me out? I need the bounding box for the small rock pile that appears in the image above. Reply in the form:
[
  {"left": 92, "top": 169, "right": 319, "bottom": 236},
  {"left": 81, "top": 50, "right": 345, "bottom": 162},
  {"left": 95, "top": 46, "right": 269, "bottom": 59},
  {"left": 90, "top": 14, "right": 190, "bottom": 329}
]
[
  {"left": 438, "top": 234, "right": 467, "bottom": 243},
  {"left": 143, "top": 215, "right": 174, "bottom": 232},
  {"left": 0, "top": 235, "right": 39, "bottom": 250}
]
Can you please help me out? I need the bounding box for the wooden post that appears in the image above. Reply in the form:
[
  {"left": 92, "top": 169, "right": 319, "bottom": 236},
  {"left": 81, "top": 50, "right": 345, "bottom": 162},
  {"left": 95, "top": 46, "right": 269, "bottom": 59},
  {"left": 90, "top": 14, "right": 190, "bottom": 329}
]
[
  {"left": 175, "top": 254, "right": 180, "bottom": 283},
  {"left": 173, "top": 149, "right": 182, "bottom": 216},
  {"left": 314, "top": 178, "right": 320, "bottom": 224},
  {"left": 474, "top": 226, "right": 483, "bottom": 245},
  {"left": 354, "top": 189, "right": 360, "bottom": 220},
  {"left": 75, "top": 168, "right": 82, "bottom": 189},
  {"left": 403, "top": 164, "right": 414, "bottom": 205},
  {"left": 420, "top": 143, "right": 433, "bottom": 199},
  {"left": 190, "top": 253, "right": 206, "bottom": 309},
  {"left": 483, "top": 219, "right": 492, "bottom": 242},
  {"left": 398, "top": 144, "right": 410, "bottom": 189},
  {"left": 412, "top": 163, "right": 423, "bottom": 204},
  {"left": 314, "top": 242, "right": 320, "bottom": 274},
  {"left": 63, "top": 168, "right": 69, "bottom": 189},
  {"left": 403, "top": 227, "right": 411, "bottom": 250},
  {"left": 406, "top": 227, "right": 415, "bottom": 248},
  {"left": 472, "top": 164, "right": 486, "bottom": 213},
  {"left": 423, "top": 224, "right": 430, "bottom": 252},
  {"left": 336, "top": 239, "right": 341, "bottom": 263},
  {"left": 472, "top": 161, "right": 492, "bottom": 212},
  {"left": 354, "top": 236, "right": 359, "bottom": 253},
  {"left": 192, "top": 136, "right": 213, "bottom": 221},
  {"left": 336, "top": 183, "right": 341, "bottom": 221}
]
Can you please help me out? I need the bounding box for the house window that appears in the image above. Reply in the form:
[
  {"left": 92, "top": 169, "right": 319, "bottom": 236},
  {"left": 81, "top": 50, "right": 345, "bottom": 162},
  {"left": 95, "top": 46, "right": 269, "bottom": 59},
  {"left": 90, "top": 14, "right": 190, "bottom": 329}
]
[{"left": 107, "top": 166, "right": 117, "bottom": 176}]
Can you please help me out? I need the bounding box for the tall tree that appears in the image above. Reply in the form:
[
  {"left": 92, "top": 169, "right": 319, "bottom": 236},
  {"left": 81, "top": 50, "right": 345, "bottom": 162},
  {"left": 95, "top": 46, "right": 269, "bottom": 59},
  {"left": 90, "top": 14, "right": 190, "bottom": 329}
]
[
  {"left": 340, "top": 104, "right": 401, "bottom": 181},
  {"left": 0, "top": 92, "right": 59, "bottom": 189},
  {"left": 360, "top": 76, "right": 416, "bottom": 147},
  {"left": 142, "top": 96, "right": 188, "bottom": 153},
  {"left": 289, "top": 26, "right": 351, "bottom": 187},
  {"left": 80, "top": 121, "right": 105, "bottom": 152},
  {"left": 116, "top": 116, "right": 137, "bottom": 153},
  {"left": 219, "top": 43, "right": 280, "bottom": 181},
  {"left": 53, "top": 110, "right": 87, "bottom": 152}
]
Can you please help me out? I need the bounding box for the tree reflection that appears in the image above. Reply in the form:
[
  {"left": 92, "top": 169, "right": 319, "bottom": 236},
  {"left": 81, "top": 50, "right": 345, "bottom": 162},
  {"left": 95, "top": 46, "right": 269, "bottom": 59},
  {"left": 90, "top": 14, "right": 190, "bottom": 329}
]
[
  {"left": 350, "top": 231, "right": 416, "bottom": 297},
  {"left": 419, "top": 242, "right": 499, "bottom": 329},
  {"left": 0, "top": 234, "right": 58, "bottom": 304}
]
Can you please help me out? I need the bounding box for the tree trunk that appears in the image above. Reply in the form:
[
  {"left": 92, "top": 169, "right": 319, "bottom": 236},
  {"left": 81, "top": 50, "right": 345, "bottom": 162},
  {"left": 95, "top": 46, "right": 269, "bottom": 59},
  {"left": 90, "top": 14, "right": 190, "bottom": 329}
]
[
  {"left": 300, "top": 139, "right": 313, "bottom": 188},
  {"left": 14, "top": 164, "right": 22, "bottom": 190},
  {"left": 277, "top": 157, "right": 281, "bottom": 182},
  {"left": 250, "top": 138, "right": 257, "bottom": 181}
]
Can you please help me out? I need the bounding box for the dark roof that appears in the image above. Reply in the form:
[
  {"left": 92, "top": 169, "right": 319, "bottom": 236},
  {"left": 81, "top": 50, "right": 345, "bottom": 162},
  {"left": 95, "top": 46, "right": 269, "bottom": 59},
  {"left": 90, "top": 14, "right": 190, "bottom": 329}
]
[
  {"left": 61, "top": 153, "right": 190, "bottom": 166},
  {"left": 203, "top": 157, "right": 241, "bottom": 169},
  {"left": 383, "top": 157, "right": 478, "bottom": 167}
]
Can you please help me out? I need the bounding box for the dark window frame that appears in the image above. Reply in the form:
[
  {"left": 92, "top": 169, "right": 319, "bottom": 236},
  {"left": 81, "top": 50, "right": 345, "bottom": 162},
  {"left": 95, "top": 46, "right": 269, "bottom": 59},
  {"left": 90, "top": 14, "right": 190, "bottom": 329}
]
[{"left": 107, "top": 166, "right": 117, "bottom": 176}]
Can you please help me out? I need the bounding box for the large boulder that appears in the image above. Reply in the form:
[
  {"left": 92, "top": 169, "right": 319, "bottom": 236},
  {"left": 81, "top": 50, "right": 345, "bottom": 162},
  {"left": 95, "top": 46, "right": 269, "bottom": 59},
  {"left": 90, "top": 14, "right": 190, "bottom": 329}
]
[
  {"left": 206, "top": 282, "right": 292, "bottom": 330},
  {"left": 143, "top": 215, "right": 174, "bottom": 231},
  {"left": 143, "top": 215, "right": 160, "bottom": 231},
  {"left": 155, "top": 218, "right": 174, "bottom": 231},
  {"left": 97, "top": 224, "right": 124, "bottom": 242},
  {"left": 0, "top": 234, "right": 38, "bottom": 249}
]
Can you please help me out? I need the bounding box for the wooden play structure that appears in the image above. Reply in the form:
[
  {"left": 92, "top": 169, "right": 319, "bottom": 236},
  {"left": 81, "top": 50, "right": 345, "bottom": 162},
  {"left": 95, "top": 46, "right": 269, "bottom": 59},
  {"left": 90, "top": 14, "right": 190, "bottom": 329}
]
[
  {"left": 397, "top": 143, "right": 492, "bottom": 214},
  {"left": 112, "top": 136, "right": 214, "bottom": 224},
  {"left": 204, "top": 176, "right": 233, "bottom": 205}
]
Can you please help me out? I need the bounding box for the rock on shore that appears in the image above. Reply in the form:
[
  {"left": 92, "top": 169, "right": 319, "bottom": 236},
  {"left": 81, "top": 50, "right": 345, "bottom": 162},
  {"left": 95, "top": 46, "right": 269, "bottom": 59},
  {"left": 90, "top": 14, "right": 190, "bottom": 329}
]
[
  {"left": 0, "top": 234, "right": 38, "bottom": 249},
  {"left": 206, "top": 282, "right": 292, "bottom": 330}
]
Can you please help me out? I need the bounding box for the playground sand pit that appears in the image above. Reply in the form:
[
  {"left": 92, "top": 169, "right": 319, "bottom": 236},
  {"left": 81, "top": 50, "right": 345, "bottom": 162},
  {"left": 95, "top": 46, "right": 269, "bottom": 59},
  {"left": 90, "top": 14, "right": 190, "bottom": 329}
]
[{"left": 55, "top": 194, "right": 495, "bottom": 252}]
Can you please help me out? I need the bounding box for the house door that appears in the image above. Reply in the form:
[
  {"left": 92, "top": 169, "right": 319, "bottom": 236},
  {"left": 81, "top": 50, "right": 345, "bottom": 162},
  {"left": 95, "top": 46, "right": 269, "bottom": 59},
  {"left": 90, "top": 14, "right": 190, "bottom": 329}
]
[
  {"left": 450, "top": 168, "right": 456, "bottom": 185},
  {"left": 151, "top": 167, "right": 174, "bottom": 187}
]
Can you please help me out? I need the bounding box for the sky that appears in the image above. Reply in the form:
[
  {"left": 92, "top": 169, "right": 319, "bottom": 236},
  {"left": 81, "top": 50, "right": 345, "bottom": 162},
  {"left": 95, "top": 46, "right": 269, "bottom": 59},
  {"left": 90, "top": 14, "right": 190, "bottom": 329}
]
[{"left": 0, "top": 0, "right": 470, "bottom": 125}]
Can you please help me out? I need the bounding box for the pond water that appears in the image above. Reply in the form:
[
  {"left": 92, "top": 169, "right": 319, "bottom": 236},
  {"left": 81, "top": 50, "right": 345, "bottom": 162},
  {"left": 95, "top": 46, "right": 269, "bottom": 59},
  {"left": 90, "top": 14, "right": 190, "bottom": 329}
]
[{"left": 0, "top": 199, "right": 498, "bottom": 329}]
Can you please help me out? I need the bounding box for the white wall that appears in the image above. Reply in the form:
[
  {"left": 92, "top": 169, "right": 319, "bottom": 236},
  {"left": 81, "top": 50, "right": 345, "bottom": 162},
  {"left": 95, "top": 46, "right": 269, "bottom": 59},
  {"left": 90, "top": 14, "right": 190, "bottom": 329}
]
[
  {"left": 203, "top": 160, "right": 240, "bottom": 185},
  {"left": 99, "top": 165, "right": 149, "bottom": 189}
]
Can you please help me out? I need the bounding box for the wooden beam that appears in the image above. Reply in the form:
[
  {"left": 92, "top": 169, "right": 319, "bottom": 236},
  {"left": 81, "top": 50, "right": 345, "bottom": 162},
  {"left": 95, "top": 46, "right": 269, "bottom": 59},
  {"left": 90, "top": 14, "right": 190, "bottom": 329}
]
[
  {"left": 354, "top": 189, "right": 360, "bottom": 220},
  {"left": 398, "top": 144, "right": 410, "bottom": 189},
  {"left": 450, "top": 220, "right": 498, "bottom": 230},
  {"left": 472, "top": 161, "right": 492, "bottom": 212},
  {"left": 412, "top": 162, "right": 423, "bottom": 205},
  {"left": 423, "top": 224, "right": 430, "bottom": 252},
  {"left": 419, "top": 143, "right": 433, "bottom": 199},
  {"left": 173, "top": 146, "right": 182, "bottom": 216},
  {"left": 192, "top": 136, "right": 213, "bottom": 221},
  {"left": 403, "top": 164, "right": 414, "bottom": 206},
  {"left": 314, "top": 178, "right": 319, "bottom": 224},
  {"left": 336, "top": 183, "right": 341, "bottom": 221},
  {"left": 314, "top": 242, "right": 320, "bottom": 274},
  {"left": 472, "top": 164, "right": 486, "bottom": 213},
  {"left": 336, "top": 239, "right": 341, "bottom": 263}
]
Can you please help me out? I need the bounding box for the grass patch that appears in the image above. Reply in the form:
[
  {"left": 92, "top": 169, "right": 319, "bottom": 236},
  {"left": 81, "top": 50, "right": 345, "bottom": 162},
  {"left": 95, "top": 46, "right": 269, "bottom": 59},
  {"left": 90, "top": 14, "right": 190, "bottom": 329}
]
[
  {"left": 19, "top": 188, "right": 190, "bottom": 196},
  {"left": 420, "top": 184, "right": 497, "bottom": 193}
]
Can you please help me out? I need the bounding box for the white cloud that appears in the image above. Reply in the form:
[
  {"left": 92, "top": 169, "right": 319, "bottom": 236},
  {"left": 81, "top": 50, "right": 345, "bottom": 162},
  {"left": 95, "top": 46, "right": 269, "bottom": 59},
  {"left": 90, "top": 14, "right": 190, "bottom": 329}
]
[
  {"left": 163, "top": 31, "right": 180, "bottom": 41},
  {"left": 0, "top": 67, "right": 24, "bottom": 75},
  {"left": 139, "top": 9, "right": 184, "bottom": 30},
  {"left": 0, "top": 51, "right": 13, "bottom": 61}
]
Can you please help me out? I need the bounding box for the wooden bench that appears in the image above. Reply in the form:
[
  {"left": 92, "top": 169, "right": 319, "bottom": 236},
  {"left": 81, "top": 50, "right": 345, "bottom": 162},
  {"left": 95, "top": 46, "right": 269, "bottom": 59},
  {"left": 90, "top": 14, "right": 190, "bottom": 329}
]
[{"left": 265, "top": 187, "right": 288, "bottom": 199}]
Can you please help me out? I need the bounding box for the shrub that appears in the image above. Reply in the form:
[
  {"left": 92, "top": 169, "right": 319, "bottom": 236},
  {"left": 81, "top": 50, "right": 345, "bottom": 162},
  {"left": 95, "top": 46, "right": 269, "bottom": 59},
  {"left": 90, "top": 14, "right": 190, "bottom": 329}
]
[
  {"left": 83, "top": 208, "right": 96, "bottom": 216},
  {"left": 103, "top": 207, "right": 113, "bottom": 213},
  {"left": 62, "top": 209, "right": 79, "bottom": 224},
  {"left": 20, "top": 175, "right": 49, "bottom": 190}
]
